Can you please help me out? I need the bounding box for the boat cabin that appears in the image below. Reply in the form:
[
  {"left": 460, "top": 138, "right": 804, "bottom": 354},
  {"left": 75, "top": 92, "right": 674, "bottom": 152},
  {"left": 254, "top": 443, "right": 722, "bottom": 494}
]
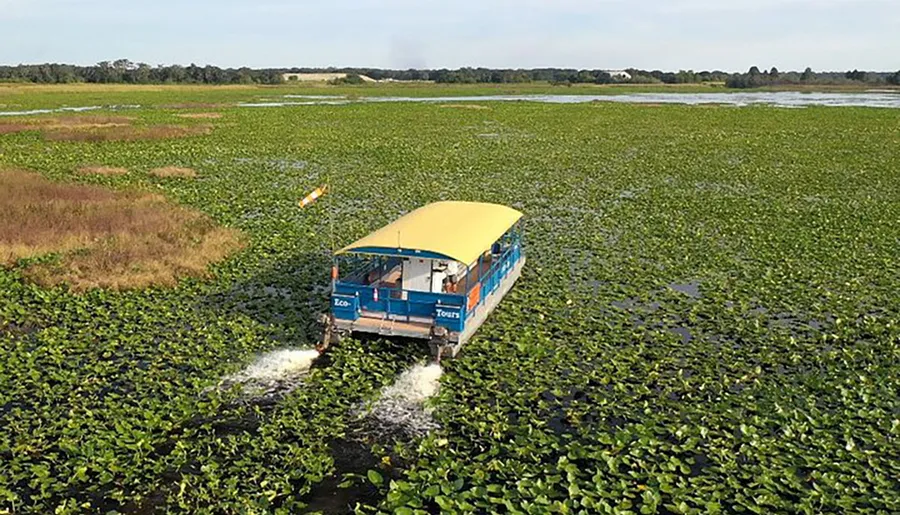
[{"left": 327, "top": 201, "right": 525, "bottom": 358}]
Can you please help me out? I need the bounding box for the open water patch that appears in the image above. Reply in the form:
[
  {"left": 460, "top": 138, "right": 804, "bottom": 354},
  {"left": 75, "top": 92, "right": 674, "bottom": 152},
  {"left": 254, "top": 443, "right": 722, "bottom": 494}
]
[
  {"left": 669, "top": 281, "right": 702, "bottom": 298},
  {"left": 11, "top": 92, "right": 900, "bottom": 117},
  {"left": 283, "top": 94, "right": 347, "bottom": 99},
  {"left": 0, "top": 104, "right": 141, "bottom": 117},
  {"left": 237, "top": 100, "right": 351, "bottom": 107},
  {"left": 301, "top": 439, "right": 384, "bottom": 514},
  {"left": 230, "top": 92, "right": 900, "bottom": 109},
  {"left": 301, "top": 363, "right": 443, "bottom": 513}
]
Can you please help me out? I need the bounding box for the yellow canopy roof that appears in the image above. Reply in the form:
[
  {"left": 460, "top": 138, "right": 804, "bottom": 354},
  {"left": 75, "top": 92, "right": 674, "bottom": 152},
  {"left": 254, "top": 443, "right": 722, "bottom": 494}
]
[{"left": 337, "top": 201, "right": 523, "bottom": 265}]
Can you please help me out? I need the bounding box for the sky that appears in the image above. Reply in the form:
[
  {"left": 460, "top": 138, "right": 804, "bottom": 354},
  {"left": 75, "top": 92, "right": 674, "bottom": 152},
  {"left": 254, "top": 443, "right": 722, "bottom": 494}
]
[{"left": 1, "top": 0, "right": 898, "bottom": 71}]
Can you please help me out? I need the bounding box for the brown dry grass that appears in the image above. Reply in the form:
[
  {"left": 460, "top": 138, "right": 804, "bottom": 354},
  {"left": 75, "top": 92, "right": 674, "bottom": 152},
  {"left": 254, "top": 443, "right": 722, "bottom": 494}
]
[
  {"left": 78, "top": 166, "right": 129, "bottom": 176},
  {"left": 162, "top": 103, "right": 226, "bottom": 109},
  {"left": 0, "top": 169, "right": 244, "bottom": 291},
  {"left": 0, "top": 115, "right": 209, "bottom": 141},
  {"left": 175, "top": 112, "right": 223, "bottom": 119},
  {"left": 439, "top": 104, "right": 491, "bottom": 110},
  {"left": 47, "top": 115, "right": 134, "bottom": 128},
  {"left": 149, "top": 166, "right": 197, "bottom": 178},
  {"left": 0, "top": 123, "right": 33, "bottom": 135},
  {"left": 0, "top": 115, "right": 134, "bottom": 135},
  {"left": 44, "top": 124, "right": 212, "bottom": 142}
]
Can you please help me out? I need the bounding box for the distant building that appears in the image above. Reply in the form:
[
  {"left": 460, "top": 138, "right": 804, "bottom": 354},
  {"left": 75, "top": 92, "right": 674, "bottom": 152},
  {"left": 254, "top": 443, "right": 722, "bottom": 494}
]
[
  {"left": 281, "top": 73, "right": 376, "bottom": 83},
  {"left": 604, "top": 70, "right": 632, "bottom": 80}
]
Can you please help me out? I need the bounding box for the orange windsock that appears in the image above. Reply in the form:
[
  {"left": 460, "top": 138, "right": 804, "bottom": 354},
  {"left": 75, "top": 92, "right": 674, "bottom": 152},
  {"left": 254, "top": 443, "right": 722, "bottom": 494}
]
[{"left": 299, "top": 185, "right": 327, "bottom": 208}]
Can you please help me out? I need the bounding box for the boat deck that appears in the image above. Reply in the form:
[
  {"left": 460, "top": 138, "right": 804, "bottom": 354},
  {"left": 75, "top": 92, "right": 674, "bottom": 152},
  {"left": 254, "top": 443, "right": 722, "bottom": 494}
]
[
  {"left": 333, "top": 256, "right": 525, "bottom": 350},
  {"left": 337, "top": 313, "right": 433, "bottom": 339},
  {"left": 352, "top": 251, "right": 502, "bottom": 295}
]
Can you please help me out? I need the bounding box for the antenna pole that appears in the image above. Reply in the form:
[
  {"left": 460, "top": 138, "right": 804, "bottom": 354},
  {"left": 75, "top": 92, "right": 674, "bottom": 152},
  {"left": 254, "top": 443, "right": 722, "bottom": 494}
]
[{"left": 328, "top": 180, "right": 336, "bottom": 291}]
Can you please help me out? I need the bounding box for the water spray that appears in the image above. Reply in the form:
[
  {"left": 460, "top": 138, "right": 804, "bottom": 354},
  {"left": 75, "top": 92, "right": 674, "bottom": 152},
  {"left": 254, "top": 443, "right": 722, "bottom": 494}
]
[
  {"left": 218, "top": 348, "right": 321, "bottom": 401},
  {"left": 358, "top": 362, "right": 444, "bottom": 439}
]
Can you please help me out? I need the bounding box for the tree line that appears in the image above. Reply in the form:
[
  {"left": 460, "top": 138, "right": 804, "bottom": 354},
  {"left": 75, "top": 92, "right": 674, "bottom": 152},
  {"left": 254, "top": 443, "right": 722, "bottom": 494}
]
[
  {"left": 1, "top": 60, "right": 898, "bottom": 88},
  {"left": 725, "top": 66, "right": 900, "bottom": 88},
  {"left": 0, "top": 60, "right": 284, "bottom": 85}
]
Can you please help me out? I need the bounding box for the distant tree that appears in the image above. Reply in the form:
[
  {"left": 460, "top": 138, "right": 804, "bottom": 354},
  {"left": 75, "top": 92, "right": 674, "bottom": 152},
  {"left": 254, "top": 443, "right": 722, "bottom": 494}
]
[
  {"left": 330, "top": 74, "right": 364, "bottom": 85},
  {"left": 259, "top": 70, "right": 284, "bottom": 85},
  {"left": 888, "top": 71, "right": 900, "bottom": 85},
  {"left": 748, "top": 66, "right": 762, "bottom": 76},
  {"left": 163, "top": 65, "right": 188, "bottom": 83},
  {"left": 573, "top": 70, "right": 592, "bottom": 83},
  {"left": 95, "top": 61, "right": 123, "bottom": 83},
  {"left": 130, "top": 63, "right": 152, "bottom": 83},
  {"left": 627, "top": 73, "right": 661, "bottom": 84},
  {"left": 800, "top": 67, "right": 815, "bottom": 81},
  {"left": 675, "top": 70, "right": 697, "bottom": 83},
  {"left": 112, "top": 59, "right": 135, "bottom": 71},
  {"left": 186, "top": 64, "right": 203, "bottom": 83},
  {"left": 594, "top": 71, "right": 612, "bottom": 84},
  {"left": 234, "top": 67, "right": 254, "bottom": 84},
  {"left": 499, "top": 70, "right": 529, "bottom": 83},
  {"left": 768, "top": 67, "right": 779, "bottom": 79},
  {"left": 725, "top": 74, "right": 748, "bottom": 88},
  {"left": 657, "top": 72, "right": 678, "bottom": 84},
  {"left": 845, "top": 69, "right": 867, "bottom": 82},
  {"left": 697, "top": 70, "right": 730, "bottom": 83}
]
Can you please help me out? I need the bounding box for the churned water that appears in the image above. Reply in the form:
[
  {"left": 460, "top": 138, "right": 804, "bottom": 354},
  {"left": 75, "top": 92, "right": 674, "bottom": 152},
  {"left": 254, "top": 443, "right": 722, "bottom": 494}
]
[
  {"left": 359, "top": 363, "right": 443, "bottom": 439},
  {"left": 218, "top": 348, "right": 320, "bottom": 400}
]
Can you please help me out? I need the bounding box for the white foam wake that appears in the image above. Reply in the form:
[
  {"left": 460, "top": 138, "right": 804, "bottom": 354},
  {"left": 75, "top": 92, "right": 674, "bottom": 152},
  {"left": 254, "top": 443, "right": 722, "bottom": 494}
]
[
  {"left": 219, "top": 348, "right": 320, "bottom": 400},
  {"left": 361, "top": 363, "right": 443, "bottom": 438}
]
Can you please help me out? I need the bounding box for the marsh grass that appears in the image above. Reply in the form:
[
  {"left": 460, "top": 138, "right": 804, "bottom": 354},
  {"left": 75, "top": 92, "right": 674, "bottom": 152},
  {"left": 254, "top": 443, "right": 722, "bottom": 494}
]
[
  {"left": 0, "top": 169, "right": 243, "bottom": 290},
  {"left": 44, "top": 123, "right": 212, "bottom": 142},
  {"left": 438, "top": 104, "right": 490, "bottom": 110},
  {"left": 78, "top": 165, "right": 129, "bottom": 176},
  {"left": 175, "top": 112, "right": 223, "bottom": 119},
  {"left": 0, "top": 122, "right": 33, "bottom": 134},
  {"left": 0, "top": 115, "right": 133, "bottom": 135},
  {"left": 148, "top": 166, "right": 197, "bottom": 178},
  {"left": 0, "top": 115, "right": 211, "bottom": 141}
]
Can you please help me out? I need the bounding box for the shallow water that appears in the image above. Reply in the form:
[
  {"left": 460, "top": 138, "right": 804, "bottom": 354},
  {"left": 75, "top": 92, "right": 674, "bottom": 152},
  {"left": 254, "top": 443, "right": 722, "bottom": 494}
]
[
  {"left": 669, "top": 281, "right": 702, "bottom": 298},
  {"left": 0, "top": 104, "right": 141, "bottom": 116},
  {"left": 238, "top": 100, "right": 351, "bottom": 107},
  {"left": 283, "top": 94, "right": 348, "bottom": 99},
  {"left": 239, "top": 91, "right": 900, "bottom": 109},
  {"left": 4, "top": 92, "right": 897, "bottom": 117}
]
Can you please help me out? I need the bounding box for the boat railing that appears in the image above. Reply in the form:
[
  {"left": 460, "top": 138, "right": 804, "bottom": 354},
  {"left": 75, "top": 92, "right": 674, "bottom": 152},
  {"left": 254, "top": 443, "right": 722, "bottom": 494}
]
[
  {"left": 466, "top": 243, "right": 522, "bottom": 318},
  {"left": 332, "top": 241, "right": 522, "bottom": 332},
  {"left": 333, "top": 281, "right": 468, "bottom": 331},
  {"left": 340, "top": 257, "right": 402, "bottom": 285}
]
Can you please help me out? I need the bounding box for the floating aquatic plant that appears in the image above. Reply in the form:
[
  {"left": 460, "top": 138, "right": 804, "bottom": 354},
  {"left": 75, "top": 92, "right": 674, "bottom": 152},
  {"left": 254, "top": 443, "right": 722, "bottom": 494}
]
[{"left": 1, "top": 84, "right": 898, "bottom": 513}]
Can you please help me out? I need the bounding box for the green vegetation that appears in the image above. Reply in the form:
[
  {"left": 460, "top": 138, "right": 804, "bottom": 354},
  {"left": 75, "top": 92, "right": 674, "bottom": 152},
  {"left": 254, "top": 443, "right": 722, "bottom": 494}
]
[{"left": 1, "top": 86, "right": 899, "bottom": 513}]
